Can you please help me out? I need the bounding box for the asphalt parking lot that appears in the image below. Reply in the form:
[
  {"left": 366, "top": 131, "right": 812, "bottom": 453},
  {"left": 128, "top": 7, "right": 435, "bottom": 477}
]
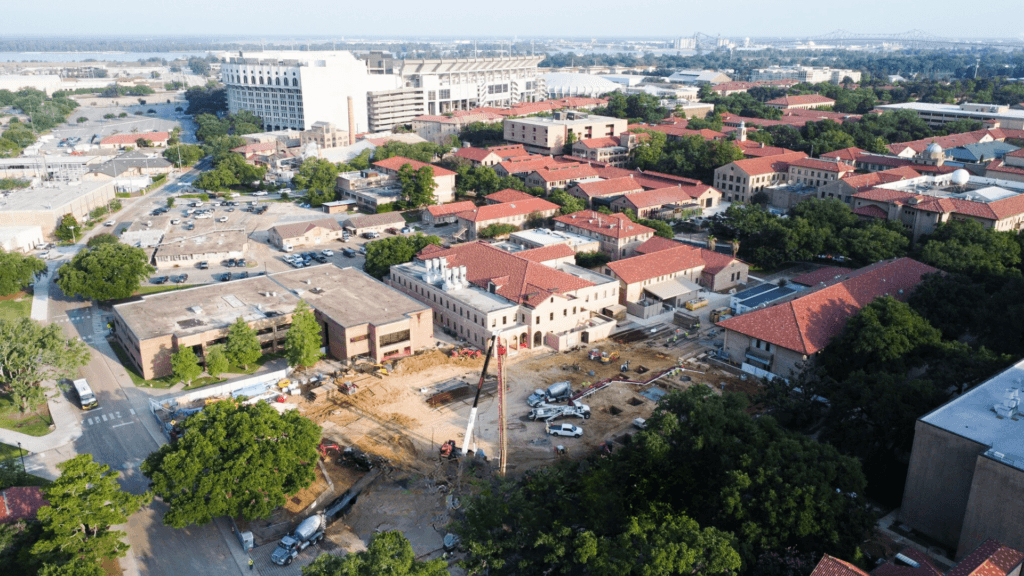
[{"left": 41, "top": 101, "right": 192, "bottom": 153}]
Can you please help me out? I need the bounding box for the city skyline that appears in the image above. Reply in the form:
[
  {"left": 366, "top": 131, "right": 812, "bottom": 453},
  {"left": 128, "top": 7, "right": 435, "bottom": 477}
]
[{"left": 3, "top": 0, "right": 1024, "bottom": 41}]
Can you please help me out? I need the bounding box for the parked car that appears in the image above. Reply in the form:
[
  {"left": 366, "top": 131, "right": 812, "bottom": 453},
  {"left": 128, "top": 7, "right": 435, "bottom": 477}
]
[
  {"left": 342, "top": 248, "right": 356, "bottom": 258},
  {"left": 400, "top": 227, "right": 414, "bottom": 234},
  {"left": 252, "top": 191, "right": 268, "bottom": 196},
  {"left": 175, "top": 274, "right": 188, "bottom": 284},
  {"left": 225, "top": 258, "right": 237, "bottom": 267},
  {"left": 104, "top": 220, "right": 116, "bottom": 227},
  {"left": 195, "top": 213, "right": 211, "bottom": 219},
  {"left": 239, "top": 271, "right": 249, "bottom": 279},
  {"left": 151, "top": 276, "right": 169, "bottom": 285},
  {"left": 171, "top": 219, "right": 181, "bottom": 225},
  {"left": 220, "top": 272, "right": 232, "bottom": 282},
  {"left": 198, "top": 261, "right": 209, "bottom": 269},
  {"left": 216, "top": 216, "right": 228, "bottom": 222},
  {"left": 237, "top": 258, "right": 247, "bottom": 267},
  {"left": 546, "top": 423, "right": 583, "bottom": 438},
  {"left": 362, "top": 231, "right": 380, "bottom": 239},
  {"left": 321, "top": 249, "right": 334, "bottom": 257}
]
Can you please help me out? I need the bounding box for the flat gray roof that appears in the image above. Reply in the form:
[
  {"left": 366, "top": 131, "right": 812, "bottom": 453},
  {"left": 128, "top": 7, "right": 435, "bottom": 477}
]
[
  {"left": 0, "top": 178, "right": 110, "bottom": 213},
  {"left": 876, "top": 102, "right": 1024, "bottom": 120},
  {"left": 267, "top": 265, "right": 430, "bottom": 327},
  {"left": 921, "top": 358, "right": 1024, "bottom": 472},
  {"left": 116, "top": 275, "right": 299, "bottom": 341},
  {"left": 155, "top": 229, "right": 248, "bottom": 258}
]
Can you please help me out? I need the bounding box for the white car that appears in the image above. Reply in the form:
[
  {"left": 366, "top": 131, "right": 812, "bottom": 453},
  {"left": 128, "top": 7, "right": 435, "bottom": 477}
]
[
  {"left": 103, "top": 220, "right": 116, "bottom": 227},
  {"left": 171, "top": 219, "right": 181, "bottom": 225},
  {"left": 216, "top": 216, "right": 228, "bottom": 222},
  {"left": 546, "top": 423, "right": 583, "bottom": 438},
  {"left": 195, "top": 213, "right": 211, "bottom": 219},
  {"left": 252, "top": 191, "right": 268, "bottom": 196},
  {"left": 321, "top": 249, "right": 334, "bottom": 257}
]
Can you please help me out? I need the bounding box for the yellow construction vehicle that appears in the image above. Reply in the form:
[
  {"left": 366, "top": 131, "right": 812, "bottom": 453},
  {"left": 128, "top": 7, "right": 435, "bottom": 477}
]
[{"left": 370, "top": 364, "right": 389, "bottom": 378}]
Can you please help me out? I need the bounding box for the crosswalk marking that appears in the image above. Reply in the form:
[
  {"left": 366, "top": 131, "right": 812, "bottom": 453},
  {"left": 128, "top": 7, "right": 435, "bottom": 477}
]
[
  {"left": 115, "top": 411, "right": 121, "bottom": 419},
  {"left": 129, "top": 409, "right": 135, "bottom": 415},
  {"left": 101, "top": 414, "right": 108, "bottom": 422},
  {"left": 87, "top": 418, "right": 93, "bottom": 425}
]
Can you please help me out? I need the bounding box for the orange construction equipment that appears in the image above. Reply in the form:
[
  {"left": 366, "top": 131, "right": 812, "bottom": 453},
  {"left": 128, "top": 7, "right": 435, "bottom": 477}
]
[{"left": 318, "top": 442, "right": 341, "bottom": 461}]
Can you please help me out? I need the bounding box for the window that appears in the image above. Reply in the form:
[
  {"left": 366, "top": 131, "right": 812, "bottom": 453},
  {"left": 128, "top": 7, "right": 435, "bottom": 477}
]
[
  {"left": 349, "top": 334, "right": 368, "bottom": 343},
  {"left": 380, "top": 330, "right": 411, "bottom": 347},
  {"left": 550, "top": 312, "right": 554, "bottom": 321}
]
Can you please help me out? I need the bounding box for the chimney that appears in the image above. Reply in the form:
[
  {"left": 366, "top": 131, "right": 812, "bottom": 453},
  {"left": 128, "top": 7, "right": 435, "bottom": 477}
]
[{"left": 347, "top": 96, "right": 356, "bottom": 145}]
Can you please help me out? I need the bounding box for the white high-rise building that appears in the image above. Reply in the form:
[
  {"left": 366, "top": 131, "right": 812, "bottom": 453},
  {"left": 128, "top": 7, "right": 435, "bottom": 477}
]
[{"left": 219, "top": 50, "right": 546, "bottom": 135}]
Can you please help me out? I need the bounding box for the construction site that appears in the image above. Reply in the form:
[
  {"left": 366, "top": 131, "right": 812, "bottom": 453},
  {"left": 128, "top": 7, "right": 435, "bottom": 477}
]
[{"left": 156, "top": 318, "right": 762, "bottom": 573}]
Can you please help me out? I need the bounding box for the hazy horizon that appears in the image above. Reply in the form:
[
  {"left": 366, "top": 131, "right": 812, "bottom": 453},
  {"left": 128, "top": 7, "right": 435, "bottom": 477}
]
[{"left": 2, "top": 0, "right": 1023, "bottom": 41}]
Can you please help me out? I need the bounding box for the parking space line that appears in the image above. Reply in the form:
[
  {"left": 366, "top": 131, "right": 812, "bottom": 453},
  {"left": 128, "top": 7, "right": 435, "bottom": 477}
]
[
  {"left": 101, "top": 414, "right": 108, "bottom": 422},
  {"left": 115, "top": 411, "right": 121, "bottom": 419},
  {"left": 87, "top": 418, "right": 94, "bottom": 426},
  {"left": 129, "top": 408, "right": 136, "bottom": 415},
  {"left": 111, "top": 422, "right": 134, "bottom": 429}
]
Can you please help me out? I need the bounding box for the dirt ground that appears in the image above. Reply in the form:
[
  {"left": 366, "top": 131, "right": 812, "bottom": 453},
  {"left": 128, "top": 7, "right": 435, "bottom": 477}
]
[{"left": 276, "top": 337, "right": 763, "bottom": 565}]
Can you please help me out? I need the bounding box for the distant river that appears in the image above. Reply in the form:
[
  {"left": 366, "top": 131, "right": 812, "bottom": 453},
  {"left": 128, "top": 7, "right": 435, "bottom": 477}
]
[{"left": 0, "top": 51, "right": 210, "bottom": 63}]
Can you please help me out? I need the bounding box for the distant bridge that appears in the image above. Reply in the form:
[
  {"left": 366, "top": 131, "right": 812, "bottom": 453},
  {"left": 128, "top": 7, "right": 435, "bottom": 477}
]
[{"left": 804, "top": 29, "right": 1024, "bottom": 50}]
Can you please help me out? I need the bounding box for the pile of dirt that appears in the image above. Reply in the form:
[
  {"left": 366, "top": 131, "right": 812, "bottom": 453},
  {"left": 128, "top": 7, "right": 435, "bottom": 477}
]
[{"left": 395, "top": 348, "right": 485, "bottom": 374}]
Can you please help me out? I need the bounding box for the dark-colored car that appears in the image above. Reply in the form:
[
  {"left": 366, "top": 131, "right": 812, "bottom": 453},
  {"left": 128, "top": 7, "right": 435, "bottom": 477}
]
[
  {"left": 175, "top": 274, "right": 188, "bottom": 284},
  {"left": 237, "top": 258, "right": 247, "bottom": 267},
  {"left": 151, "top": 276, "right": 169, "bottom": 285},
  {"left": 239, "top": 271, "right": 249, "bottom": 279},
  {"left": 225, "top": 258, "right": 237, "bottom": 267},
  {"left": 342, "top": 248, "right": 356, "bottom": 258},
  {"left": 312, "top": 255, "right": 327, "bottom": 263},
  {"left": 221, "top": 272, "right": 232, "bottom": 282}
]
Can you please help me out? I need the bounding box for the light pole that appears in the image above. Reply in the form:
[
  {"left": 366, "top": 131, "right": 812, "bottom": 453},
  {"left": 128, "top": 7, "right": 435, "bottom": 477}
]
[
  {"left": 17, "top": 441, "right": 25, "bottom": 474},
  {"left": 68, "top": 226, "right": 76, "bottom": 244}
]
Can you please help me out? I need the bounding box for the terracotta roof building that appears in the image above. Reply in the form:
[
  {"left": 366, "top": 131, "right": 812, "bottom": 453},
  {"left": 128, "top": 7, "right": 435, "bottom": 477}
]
[
  {"left": 423, "top": 200, "right": 477, "bottom": 224},
  {"left": 787, "top": 157, "right": 856, "bottom": 188},
  {"left": 553, "top": 210, "right": 654, "bottom": 259},
  {"left": 389, "top": 241, "right": 620, "bottom": 353},
  {"left": 487, "top": 144, "right": 532, "bottom": 160},
  {"left": 609, "top": 184, "right": 721, "bottom": 218},
  {"left": 494, "top": 155, "right": 569, "bottom": 178},
  {"left": 99, "top": 131, "right": 170, "bottom": 149},
  {"left": 525, "top": 164, "right": 601, "bottom": 192},
  {"left": 604, "top": 240, "right": 748, "bottom": 305},
  {"left": 454, "top": 197, "right": 560, "bottom": 240},
  {"left": 371, "top": 156, "right": 457, "bottom": 203},
  {"left": 453, "top": 147, "right": 503, "bottom": 167},
  {"left": 713, "top": 151, "right": 807, "bottom": 203},
  {"left": 809, "top": 554, "right": 870, "bottom": 576},
  {"left": 570, "top": 134, "right": 636, "bottom": 167},
  {"left": 566, "top": 176, "right": 644, "bottom": 206},
  {"left": 718, "top": 258, "right": 936, "bottom": 378},
  {"left": 0, "top": 486, "right": 47, "bottom": 524},
  {"left": 819, "top": 166, "right": 920, "bottom": 205},
  {"left": 766, "top": 94, "right": 836, "bottom": 110},
  {"left": 485, "top": 189, "right": 535, "bottom": 204}
]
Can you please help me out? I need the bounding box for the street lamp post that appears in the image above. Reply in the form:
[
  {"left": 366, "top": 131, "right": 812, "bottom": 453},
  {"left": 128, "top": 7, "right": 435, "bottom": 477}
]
[
  {"left": 69, "top": 226, "right": 76, "bottom": 244},
  {"left": 17, "top": 441, "right": 25, "bottom": 474}
]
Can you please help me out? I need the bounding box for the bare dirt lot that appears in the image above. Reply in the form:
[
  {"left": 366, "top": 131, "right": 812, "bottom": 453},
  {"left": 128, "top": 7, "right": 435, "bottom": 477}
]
[{"left": 262, "top": 334, "right": 763, "bottom": 569}]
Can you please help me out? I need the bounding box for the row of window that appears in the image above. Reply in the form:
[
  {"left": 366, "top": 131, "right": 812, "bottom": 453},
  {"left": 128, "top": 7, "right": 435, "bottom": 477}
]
[{"left": 228, "top": 74, "right": 299, "bottom": 87}]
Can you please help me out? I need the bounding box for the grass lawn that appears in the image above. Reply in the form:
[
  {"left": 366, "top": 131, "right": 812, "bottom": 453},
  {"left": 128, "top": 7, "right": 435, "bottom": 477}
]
[
  {"left": 0, "top": 442, "right": 27, "bottom": 460},
  {"left": 400, "top": 211, "right": 422, "bottom": 223},
  {"left": 0, "top": 395, "right": 54, "bottom": 437},
  {"left": 0, "top": 295, "right": 32, "bottom": 321}
]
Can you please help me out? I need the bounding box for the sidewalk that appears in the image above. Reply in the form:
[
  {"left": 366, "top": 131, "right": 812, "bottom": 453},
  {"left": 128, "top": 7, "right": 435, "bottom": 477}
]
[
  {"left": 0, "top": 380, "right": 83, "bottom": 454},
  {"left": 30, "top": 265, "right": 55, "bottom": 321}
]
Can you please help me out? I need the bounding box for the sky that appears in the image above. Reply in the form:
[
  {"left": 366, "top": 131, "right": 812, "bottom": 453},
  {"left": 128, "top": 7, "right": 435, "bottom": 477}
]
[{"left": 4, "top": 0, "right": 1024, "bottom": 40}]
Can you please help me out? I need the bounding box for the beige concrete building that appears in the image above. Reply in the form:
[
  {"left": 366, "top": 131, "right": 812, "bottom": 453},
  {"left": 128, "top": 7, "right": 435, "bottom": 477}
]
[
  {"left": 749, "top": 66, "right": 861, "bottom": 84},
  {"left": 153, "top": 230, "right": 249, "bottom": 270},
  {"left": 504, "top": 111, "right": 629, "bottom": 155},
  {"left": 411, "top": 112, "right": 504, "bottom": 145},
  {"left": 901, "top": 358, "right": 1024, "bottom": 559},
  {"left": 300, "top": 121, "right": 348, "bottom": 150},
  {"left": 765, "top": 95, "right": 835, "bottom": 110},
  {"left": 388, "top": 242, "right": 619, "bottom": 353},
  {"left": 552, "top": 210, "right": 654, "bottom": 260},
  {"left": 267, "top": 218, "right": 345, "bottom": 249},
  {"left": 717, "top": 258, "right": 936, "bottom": 380},
  {"left": 713, "top": 152, "right": 807, "bottom": 203},
  {"left": 0, "top": 178, "right": 117, "bottom": 236},
  {"left": 342, "top": 212, "right": 407, "bottom": 235},
  {"left": 370, "top": 156, "right": 457, "bottom": 204},
  {"left": 111, "top": 265, "right": 433, "bottom": 379},
  {"left": 570, "top": 134, "right": 637, "bottom": 167}
]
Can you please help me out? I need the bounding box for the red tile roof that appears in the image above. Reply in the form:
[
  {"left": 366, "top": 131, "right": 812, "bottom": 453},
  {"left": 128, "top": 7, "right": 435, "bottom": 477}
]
[
  {"left": 810, "top": 554, "right": 871, "bottom": 576},
  {"left": 742, "top": 145, "right": 803, "bottom": 158},
  {"left": 415, "top": 241, "right": 593, "bottom": 307},
  {"left": 572, "top": 176, "right": 644, "bottom": 198},
  {"left": 888, "top": 130, "right": 996, "bottom": 156},
  {"left": 575, "top": 137, "right": 623, "bottom": 149},
  {"left": 791, "top": 266, "right": 851, "bottom": 286},
  {"left": 605, "top": 243, "right": 742, "bottom": 284},
  {"left": 554, "top": 210, "right": 654, "bottom": 240},
  {"left": 497, "top": 155, "right": 567, "bottom": 175},
  {"left": 767, "top": 94, "right": 836, "bottom": 107},
  {"left": 853, "top": 204, "right": 889, "bottom": 219},
  {"left": 454, "top": 147, "right": 499, "bottom": 162},
  {"left": 456, "top": 197, "right": 559, "bottom": 223},
  {"left": 426, "top": 200, "right": 477, "bottom": 217},
  {"left": 947, "top": 539, "right": 1024, "bottom": 576},
  {"left": 871, "top": 548, "right": 943, "bottom": 576},
  {"left": 373, "top": 156, "right": 457, "bottom": 177},
  {"left": 100, "top": 131, "right": 169, "bottom": 146},
  {"left": 718, "top": 258, "right": 937, "bottom": 355},
  {"left": 822, "top": 147, "right": 869, "bottom": 163},
  {"left": 530, "top": 164, "right": 600, "bottom": 183},
  {"left": 728, "top": 151, "right": 808, "bottom": 176},
  {"left": 231, "top": 142, "right": 278, "bottom": 154},
  {"left": 485, "top": 189, "right": 536, "bottom": 203},
  {"left": 270, "top": 218, "right": 343, "bottom": 239},
  {"left": 516, "top": 243, "right": 576, "bottom": 263},
  {"left": 613, "top": 185, "right": 712, "bottom": 210},
  {"left": 634, "top": 236, "right": 683, "bottom": 254},
  {"left": 843, "top": 168, "right": 920, "bottom": 193},
  {"left": 0, "top": 486, "right": 47, "bottom": 524},
  {"left": 789, "top": 157, "right": 856, "bottom": 173},
  {"left": 487, "top": 144, "right": 531, "bottom": 160},
  {"left": 589, "top": 165, "right": 703, "bottom": 188}
]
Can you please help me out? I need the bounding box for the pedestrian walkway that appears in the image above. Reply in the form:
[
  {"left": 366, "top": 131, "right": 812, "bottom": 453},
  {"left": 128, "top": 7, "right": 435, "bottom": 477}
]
[
  {"left": 0, "top": 380, "right": 83, "bottom": 454},
  {"left": 30, "top": 265, "right": 54, "bottom": 321}
]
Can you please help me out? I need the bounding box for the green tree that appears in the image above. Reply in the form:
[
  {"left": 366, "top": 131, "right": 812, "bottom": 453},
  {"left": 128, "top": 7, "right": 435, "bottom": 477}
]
[
  {"left": 284, "top": 301, "right": 323, "bottom": 369},
  {"left": 303, "top": 531, "right": 447, "bottom": 576},
  {"left": 293, "top": 158, "right": 340, "bottom": 207},
  {"left": 478, "top": 223, "right": 518, "bottom": 238},
  {"left": 55, "top": 214, "right": 80, "bottom": 243},
  {"left": 142, "top": 400, "right": 320, "bottom": 528},
  {"left": 0, "top": 318, "right": 90, "bottom": 411},
  {"left": 917, "top": 219, "right": 1021, "bottom": 277},
  {"left": 56, "top": 243, "right": 155, "bottom": 301},
  {"left": 638, "top": 218, "right": 674, "bottom": 239},
  {"left": 363, "top": 234, "right": 443, "bottom": 279},
  {"left": 31, "top": 455, "right": 150, "bottom": 571},
  {"left": 563, "top": 130, "right": 577, "bottom": 155},
  {"left": 839, "top": 222, "right": 909, "bottom": 266},
  {"left": 171, "top": 347, "right": 202, "bottom": 386},
  {"left": 398, "top": 165, "right": 438, "bottom": 208},
  {"left": 162, "top": 144, "right": 204, "bottom": 167},
  {"left": 0, "top": 249, "right": 46, "bottom": 296},
  {"left": 575, "top": 251, "right": 611, "bottom": 268},
  {"left": 225, "top": 317, "right": 262, "bottom": 370},
  {"left": 822, "top": 296, "right": 942, "bottom": 379},
  {"left": 76, "top": 116, "right": 88, "bottom": 124},
  {"left": 548, "top": 189, "right": 585, "bottom": 215},
  {"left": 84, "top": 233, "right": 118, "bottom": 249},
  {"left": 205, "top": 345, "right": 228, "bottom": 378}
]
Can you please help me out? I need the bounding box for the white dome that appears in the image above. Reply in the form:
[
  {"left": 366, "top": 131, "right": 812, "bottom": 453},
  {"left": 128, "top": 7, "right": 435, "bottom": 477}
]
[
  {"left": 541, "top": 73, "right": 622, "bottom": 98},
  {"left": 951, "top": 169, "right": 970, "bottom": 186},
  {"left": 925, "top": 142, "right": 943, "bottom": 155}
]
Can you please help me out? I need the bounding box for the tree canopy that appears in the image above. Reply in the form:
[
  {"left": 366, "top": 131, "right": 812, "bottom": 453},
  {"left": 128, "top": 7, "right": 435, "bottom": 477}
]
[
  {"left": 457, "top": 387, "right": 871, "bottom": 575},
  {"left": 162, "top": 144, "right": 204, "bottom": 167},
  {"left": 293, "top": 158, "right": 341, "bottom": 206},
  {"left": 141, "top": 400, "right": 321, "bottom": 528},
  {"left": 225, "top": 317, "right": 262, "bottom": 369},
  {"left": 56, "top": 243, "right": 155, "bottom": 301},
  {"left": 284, "top": 301, "right": 323, "bottom": 369},
  {"left": 915, "top": 219, "right": 1021, "bottom": 278},
  {"left": 398, "top": 165, "right": 438, "bottom": 208},
  {"left": 171, "top": 347, "right": 202, "bottom": 386},
  {"left": 0, "top": 318, "right": 90, "bottom": 411},
  {"left": 363, "top": 234, "right": 443, "bottom": 279},
  {"left": 32, "top": 455, "right": 150, "bottom": 573},
  {"left": 0, "top": 249, "right": 46, "bottom": 296}
]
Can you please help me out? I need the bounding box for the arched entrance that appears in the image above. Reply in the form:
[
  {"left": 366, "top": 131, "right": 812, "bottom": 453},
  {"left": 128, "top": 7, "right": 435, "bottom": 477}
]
[
  {"left": 520, "top": 333, "right": 528, "bottom": 348},
  {"left": 533, "top": 332, "right": 542, "bottom": 347}
]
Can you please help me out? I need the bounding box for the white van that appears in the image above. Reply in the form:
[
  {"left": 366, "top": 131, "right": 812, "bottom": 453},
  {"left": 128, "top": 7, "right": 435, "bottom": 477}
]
[
  {"left": 72, "top": 378, "right": 98, "bottom": 410},
  {"left": 283, "top": 244, "right": 294, "bottom": 253}
]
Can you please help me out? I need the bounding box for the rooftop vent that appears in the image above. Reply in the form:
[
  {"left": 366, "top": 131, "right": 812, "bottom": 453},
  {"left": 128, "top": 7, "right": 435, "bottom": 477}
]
[
  {"left": 894, "top": 553, "right": 920, "bottom": 568},
  {"left": 189, "top": 306, "right": 204, "bottom": 315}
]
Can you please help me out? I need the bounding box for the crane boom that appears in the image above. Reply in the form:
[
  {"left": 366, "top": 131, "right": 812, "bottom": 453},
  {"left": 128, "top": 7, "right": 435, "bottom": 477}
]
[{"left": 461, "top": 335, "right": 496, "bottom": 456}]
